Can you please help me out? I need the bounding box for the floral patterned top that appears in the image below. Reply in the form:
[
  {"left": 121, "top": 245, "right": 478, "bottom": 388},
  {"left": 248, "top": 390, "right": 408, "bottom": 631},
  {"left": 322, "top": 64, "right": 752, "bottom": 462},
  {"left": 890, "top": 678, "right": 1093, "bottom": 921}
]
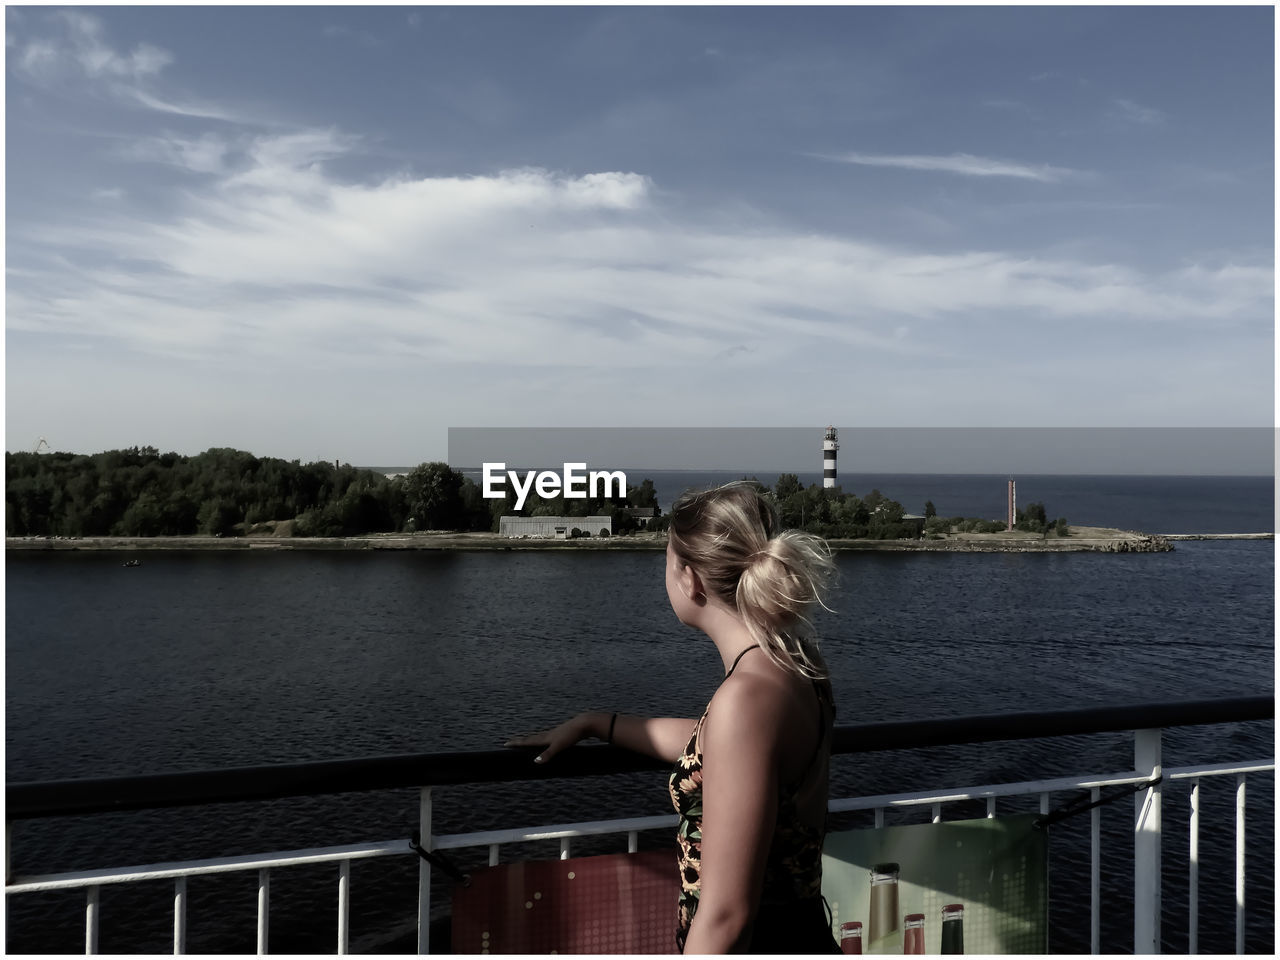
[{"left": 667, "top": 647, "right": 833, "bottom": 952}]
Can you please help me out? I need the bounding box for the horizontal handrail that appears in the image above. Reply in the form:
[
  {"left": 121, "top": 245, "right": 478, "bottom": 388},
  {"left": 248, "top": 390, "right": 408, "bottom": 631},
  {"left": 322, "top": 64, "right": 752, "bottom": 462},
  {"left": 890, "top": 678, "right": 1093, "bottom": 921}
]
[
  {"left": 7, "top": 695, "right": 1271, "bottom": 820},
  {"left": 8, "top": 758, "right": 1272, "bottom": 897},
  {"left": 7, "top": 839, "right": 408, "bottom": 893}
]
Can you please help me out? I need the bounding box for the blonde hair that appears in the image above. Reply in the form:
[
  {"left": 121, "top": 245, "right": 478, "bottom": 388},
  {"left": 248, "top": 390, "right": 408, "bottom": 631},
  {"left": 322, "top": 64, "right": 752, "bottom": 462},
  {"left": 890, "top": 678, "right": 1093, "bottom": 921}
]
[{"left": 668, "top": 481, "right": 835, "bottom": 679}]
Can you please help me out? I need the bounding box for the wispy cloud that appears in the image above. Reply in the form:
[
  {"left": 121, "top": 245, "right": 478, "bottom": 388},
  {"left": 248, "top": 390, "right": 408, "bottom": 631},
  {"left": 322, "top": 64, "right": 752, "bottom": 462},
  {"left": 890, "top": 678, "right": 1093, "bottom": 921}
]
[
  {"left": 812, "top": 151, "right": 1080, "bottom": 183},
  {"left": 11, "top": 11, "right": 170, "bottom": 85},
  {"left": 127, "top": 88, "right": 249, "bottom": 123},
  {"left": 1030, "top": 70, "right": 1089, "bottom": 87},
  {"left": 119, "top": 133, "right": 233, "bottom": 175},
  {"left": 1110, "top": 98, "right": 1166, "bottom": 126},
  {"left": 9, "top": 11, "right": 254, "bottom": 124},
  {"left": 323, "top": 24, "right": 378, "bottom": 47},
  {"left": 9, "top": 139, "right": 1267, "bottom": 377}
]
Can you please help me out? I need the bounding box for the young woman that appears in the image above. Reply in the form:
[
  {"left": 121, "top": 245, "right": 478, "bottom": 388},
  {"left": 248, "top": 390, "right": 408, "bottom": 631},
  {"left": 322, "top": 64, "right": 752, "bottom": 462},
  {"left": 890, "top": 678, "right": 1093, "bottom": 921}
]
[{"left": 506, "top": 482, "right": 840, "bottom": 954}]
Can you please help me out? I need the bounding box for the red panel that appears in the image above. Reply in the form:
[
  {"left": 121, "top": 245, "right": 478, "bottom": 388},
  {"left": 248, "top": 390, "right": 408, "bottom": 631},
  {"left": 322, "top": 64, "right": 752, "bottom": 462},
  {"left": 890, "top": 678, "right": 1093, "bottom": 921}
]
[{"left": 452, "top": 849, "right": 679, "bottom": 954}]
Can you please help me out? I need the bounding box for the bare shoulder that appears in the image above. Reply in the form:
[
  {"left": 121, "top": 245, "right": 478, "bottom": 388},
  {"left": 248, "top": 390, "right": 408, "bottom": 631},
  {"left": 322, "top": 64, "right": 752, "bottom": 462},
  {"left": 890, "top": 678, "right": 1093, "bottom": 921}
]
[{"left": 703, "top": 667, "right": 792, "bottom": 745}]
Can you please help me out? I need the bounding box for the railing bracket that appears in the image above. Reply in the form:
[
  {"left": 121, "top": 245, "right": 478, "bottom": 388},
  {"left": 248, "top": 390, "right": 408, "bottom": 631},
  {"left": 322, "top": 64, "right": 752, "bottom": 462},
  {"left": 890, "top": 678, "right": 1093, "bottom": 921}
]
[
  {"left": 409, "top": 831, "right": 470, "bottom": 886},
  {"left": 1034, "top": 775, "right": 1163, "bottom": 830}
]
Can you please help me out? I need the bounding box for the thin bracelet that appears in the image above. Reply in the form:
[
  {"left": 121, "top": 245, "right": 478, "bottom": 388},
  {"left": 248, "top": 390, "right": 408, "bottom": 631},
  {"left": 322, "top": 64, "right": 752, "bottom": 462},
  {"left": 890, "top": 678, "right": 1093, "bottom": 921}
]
[{"left": 607, "top": 712, "right": 618, "bottom": 745}]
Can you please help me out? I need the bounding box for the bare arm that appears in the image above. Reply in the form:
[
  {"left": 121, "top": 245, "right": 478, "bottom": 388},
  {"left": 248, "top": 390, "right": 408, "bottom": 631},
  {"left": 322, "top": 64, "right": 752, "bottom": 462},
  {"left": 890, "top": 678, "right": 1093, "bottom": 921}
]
[
  {"left": 681, "top": 678, "right": 782, "bottom": 954},
  {"left": 506, "top": 712, "right": 696, "bottom": 765}
]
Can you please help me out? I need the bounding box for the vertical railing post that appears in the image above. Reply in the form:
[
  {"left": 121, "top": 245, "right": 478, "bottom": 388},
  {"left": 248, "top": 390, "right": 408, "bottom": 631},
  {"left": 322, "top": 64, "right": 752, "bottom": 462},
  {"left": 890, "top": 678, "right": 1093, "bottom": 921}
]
[
  {"left": 1090, "top": 787, "right": 1100, "bottom": 955},
  {"left": 1235, "top": 775, "right": 1245, "bottom": 954},
  {"left": 173, "top": 876, "right": 187, "bottom": 954},
  {"left": 257, "top": 868, "right": 270, "bottom": 955},
  {"left": 1188, "top": 781, "right": 1199, "bottom": 954},
  {"left": 85, "top": 885, "right": 100, "bottom": 955},
  {"left": 337, "top": 861, "right": 350, "bottom": 955},
  {"left": 417, "top": 787, "right": 432, "bottom": 955},
  {"left": 1134, "top": 728, "right": 1162, "bottom": 954}
]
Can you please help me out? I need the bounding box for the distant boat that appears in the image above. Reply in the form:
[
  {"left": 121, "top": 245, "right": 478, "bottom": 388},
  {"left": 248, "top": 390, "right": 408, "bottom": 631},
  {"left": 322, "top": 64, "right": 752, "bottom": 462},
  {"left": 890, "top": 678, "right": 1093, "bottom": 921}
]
[{"left": 122, "top": 559, "right": 142, "bottom": 568}]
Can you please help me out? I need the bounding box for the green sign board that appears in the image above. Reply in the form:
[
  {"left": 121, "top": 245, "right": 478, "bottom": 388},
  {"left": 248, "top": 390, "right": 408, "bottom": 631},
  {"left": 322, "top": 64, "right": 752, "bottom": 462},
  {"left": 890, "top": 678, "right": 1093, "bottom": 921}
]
[{"left": 822, "top": 814, "right": 1048, "bottom": 954}]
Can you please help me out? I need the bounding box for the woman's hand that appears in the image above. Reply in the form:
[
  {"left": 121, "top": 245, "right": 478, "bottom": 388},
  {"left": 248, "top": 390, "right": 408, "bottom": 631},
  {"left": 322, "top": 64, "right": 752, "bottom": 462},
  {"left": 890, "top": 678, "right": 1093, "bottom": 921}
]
[{"left": 504, "top": 712, "right": 608, "bottom": 764}]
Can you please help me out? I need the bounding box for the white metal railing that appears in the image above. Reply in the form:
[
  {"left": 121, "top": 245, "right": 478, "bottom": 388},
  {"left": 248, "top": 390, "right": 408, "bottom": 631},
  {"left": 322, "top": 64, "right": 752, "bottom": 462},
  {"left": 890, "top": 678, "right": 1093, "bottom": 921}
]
[{"left": 5, "top": 728, "right": 1272, "bottom": 955}]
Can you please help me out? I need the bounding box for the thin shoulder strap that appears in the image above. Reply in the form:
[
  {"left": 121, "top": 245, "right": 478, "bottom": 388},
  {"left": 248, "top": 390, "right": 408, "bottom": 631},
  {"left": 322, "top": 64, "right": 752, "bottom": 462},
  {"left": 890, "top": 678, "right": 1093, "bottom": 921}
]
[{"left": 723, "top": 644, "right": 760, "bottom": 680}]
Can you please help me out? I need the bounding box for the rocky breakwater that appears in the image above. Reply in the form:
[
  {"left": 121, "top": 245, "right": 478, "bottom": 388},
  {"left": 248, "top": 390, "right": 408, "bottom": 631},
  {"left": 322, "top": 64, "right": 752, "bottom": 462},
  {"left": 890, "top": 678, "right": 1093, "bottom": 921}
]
[
  {"left": 828, "top": 526, "right": 1174, "bottom": 553},
  {"left": 6, "top": 527, "right": 1177, "bottom": 553}
]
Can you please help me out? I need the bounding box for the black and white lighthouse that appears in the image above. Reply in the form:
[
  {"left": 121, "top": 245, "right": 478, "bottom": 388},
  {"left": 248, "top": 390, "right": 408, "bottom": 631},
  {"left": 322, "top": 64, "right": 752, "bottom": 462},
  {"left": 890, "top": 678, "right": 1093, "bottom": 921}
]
[{"left": 823, "top": 426, "right": 838, "bottom": 489}]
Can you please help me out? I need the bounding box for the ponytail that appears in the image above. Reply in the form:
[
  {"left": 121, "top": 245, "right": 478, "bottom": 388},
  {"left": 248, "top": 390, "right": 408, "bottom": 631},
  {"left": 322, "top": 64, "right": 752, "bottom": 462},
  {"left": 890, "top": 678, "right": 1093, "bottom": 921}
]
[{"left": 668, "top": 482, "right": 835, "bottom": 679}]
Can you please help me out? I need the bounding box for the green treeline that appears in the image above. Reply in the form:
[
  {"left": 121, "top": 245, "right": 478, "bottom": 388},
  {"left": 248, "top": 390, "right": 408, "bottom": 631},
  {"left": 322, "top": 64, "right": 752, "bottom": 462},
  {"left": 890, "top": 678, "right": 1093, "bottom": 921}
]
[
  {"left": 5, "top": 448, "right": 661, "bottom": 538},
  {"left": 5, "top": 449, "right": 1064, "bottom": 540},
  {"left": 759, "top": 474, "right": 1066, "bottom": 540}
]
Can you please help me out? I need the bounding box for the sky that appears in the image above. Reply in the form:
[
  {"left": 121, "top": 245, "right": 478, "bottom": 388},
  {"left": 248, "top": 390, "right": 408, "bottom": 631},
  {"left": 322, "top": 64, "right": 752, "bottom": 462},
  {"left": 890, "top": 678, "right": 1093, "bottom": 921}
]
[
  {"left": 447, "top": 427, "right": 1274, "bottom": 475},
  {"left": 5, "top": 5, "right": 1275, "bottom": 468}
]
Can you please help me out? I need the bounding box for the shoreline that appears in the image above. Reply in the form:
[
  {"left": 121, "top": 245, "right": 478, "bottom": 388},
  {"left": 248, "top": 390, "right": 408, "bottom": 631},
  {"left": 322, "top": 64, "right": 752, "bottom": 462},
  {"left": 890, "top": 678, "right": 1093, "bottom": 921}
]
[{"left": 2, "top": 526, "right": 1228, "bottom": 553}]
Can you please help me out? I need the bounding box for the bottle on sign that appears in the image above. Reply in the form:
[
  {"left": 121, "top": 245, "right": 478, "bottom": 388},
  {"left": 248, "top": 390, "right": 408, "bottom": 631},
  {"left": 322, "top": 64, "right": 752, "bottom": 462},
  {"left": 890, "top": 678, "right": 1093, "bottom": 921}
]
[
  {"left": 839, "top": 920, "right": 863, "bottom": 955},
  {"left": 903, "top": 914, "right": 926, "bottom": 954},
  {"left": 940, "top": 903, "right": 965, "bottom": 954},
  {"left": 865, "top": 863, "right": 902, "bottom": 954}
]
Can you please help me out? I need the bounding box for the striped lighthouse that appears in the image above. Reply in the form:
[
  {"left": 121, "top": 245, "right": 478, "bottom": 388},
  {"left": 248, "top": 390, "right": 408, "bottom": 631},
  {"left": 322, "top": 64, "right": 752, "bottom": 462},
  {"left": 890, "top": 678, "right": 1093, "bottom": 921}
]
[{"left": 823, "top": 426, "right": 839, "bottom": 489}]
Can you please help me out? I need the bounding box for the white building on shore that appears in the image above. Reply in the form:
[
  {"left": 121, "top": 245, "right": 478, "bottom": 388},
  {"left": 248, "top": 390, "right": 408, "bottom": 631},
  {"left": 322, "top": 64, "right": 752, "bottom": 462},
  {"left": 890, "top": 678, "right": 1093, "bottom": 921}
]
[{"left": 499, "top": 516, "right": 613, "bottom": 539}]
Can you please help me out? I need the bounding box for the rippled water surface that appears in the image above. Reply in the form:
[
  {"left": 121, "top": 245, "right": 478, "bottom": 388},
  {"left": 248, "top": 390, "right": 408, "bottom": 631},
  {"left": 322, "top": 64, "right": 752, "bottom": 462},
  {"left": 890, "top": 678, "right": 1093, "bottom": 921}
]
[{"left": 6, "top": 539, "right": 1274, "bottom": 953}]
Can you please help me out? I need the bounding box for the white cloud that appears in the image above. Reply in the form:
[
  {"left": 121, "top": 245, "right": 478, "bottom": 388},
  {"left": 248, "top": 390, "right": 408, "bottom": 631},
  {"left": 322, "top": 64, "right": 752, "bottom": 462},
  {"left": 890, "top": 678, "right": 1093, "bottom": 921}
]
[
  {"left": 122, "top": 133, "right": 232, "bottom": 174},
  {"left": 9, "top": 151, "right": 1268, "bottom": 378},
  {"left": 1110, "top": 98, "right": 1166, "bottom": 126},
  {"left": 127, "top": 88, "right": 248, "bottom": 123},
  {"left": 55, "top": 10, "right": 172, "bottom": 81},
  {"left": 814, "top": 151, "right": 1080, "bottom": 183},
  {"left": 8, "top": 12, "right": 252, "bottom": 124}
]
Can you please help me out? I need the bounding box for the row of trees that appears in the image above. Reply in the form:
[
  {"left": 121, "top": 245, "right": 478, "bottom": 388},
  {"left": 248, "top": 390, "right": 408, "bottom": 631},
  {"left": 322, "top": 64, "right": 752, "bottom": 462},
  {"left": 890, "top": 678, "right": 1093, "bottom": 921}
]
[
  {"left": 5, "top": 448, "right": 663, "bottom": 538},
  {"left": 767, "top": 473, "right": 917, "bottom": 539},
  {"left": 6, "top": 449, "right": 1064, "bottom": 541},
  {"left": 759, "top": 475, "right": 1066, "bottom": 539}
]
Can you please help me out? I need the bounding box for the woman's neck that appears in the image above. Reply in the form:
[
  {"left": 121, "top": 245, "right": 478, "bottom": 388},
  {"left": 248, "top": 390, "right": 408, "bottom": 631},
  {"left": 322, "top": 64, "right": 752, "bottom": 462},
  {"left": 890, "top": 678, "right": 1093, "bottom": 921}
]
[{"left": 696, "top": 603, "right": 759, "bottom": 673}]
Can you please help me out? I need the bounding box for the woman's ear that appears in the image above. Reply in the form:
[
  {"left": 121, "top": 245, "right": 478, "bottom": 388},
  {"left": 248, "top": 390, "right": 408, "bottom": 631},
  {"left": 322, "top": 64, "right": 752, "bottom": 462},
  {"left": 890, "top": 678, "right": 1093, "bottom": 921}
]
[{"left": 682, "top": 564, "right": 706, "bottom": 603}]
